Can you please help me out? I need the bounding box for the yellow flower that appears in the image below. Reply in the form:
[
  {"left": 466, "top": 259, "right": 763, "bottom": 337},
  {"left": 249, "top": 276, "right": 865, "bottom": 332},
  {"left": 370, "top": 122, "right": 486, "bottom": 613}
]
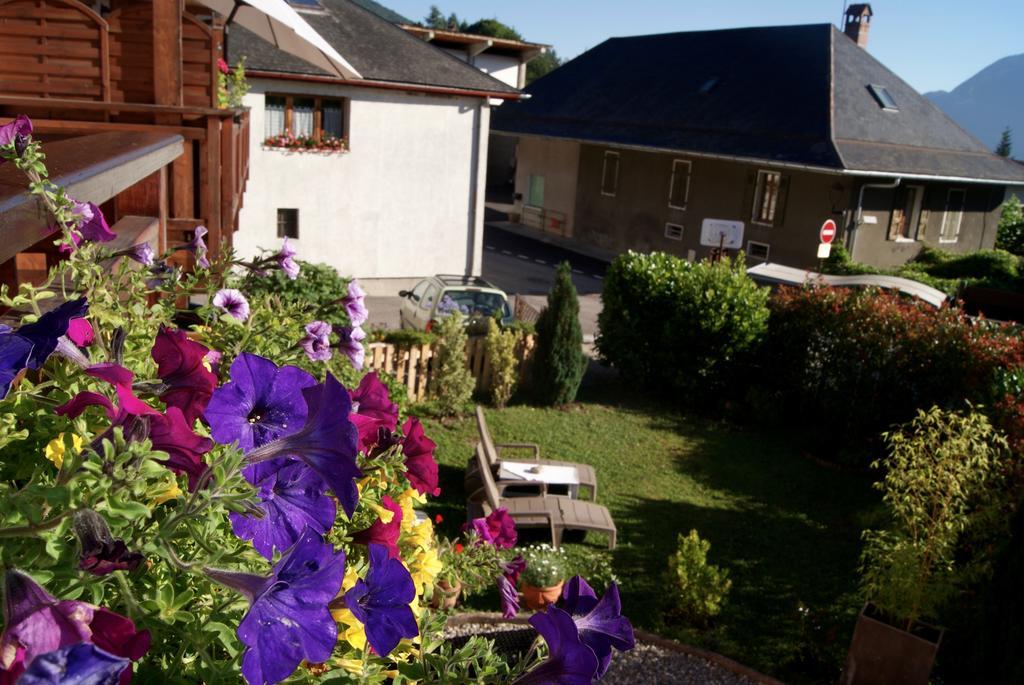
[
  {"left": 336, "top": 658, "right": 366, "bottom": 675},
  {"left": 366, "top": 500, "right": 395, "bottom": 524},
  {"left": 44, "top": 433, "right": 83, "bottom": 469},
  {"left": 405, "top": 518, "right": 434, "bottom": 551},
  {"left": 149, "top": 479, "right": 183, "bottom": 506},
  {"left": 395, "top": 489, "right": 425, "bottom": 532},
  {"left": 332, "top": 565, "right": 368, "bottom": 650},
  {"left": 408, "top": 548, "right": 443, "bottom": 597}
]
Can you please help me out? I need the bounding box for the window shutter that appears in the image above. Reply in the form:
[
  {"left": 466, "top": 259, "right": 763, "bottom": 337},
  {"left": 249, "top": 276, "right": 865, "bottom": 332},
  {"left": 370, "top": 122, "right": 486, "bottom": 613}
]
[
  {"left": 772, "top": 174, "right": 790, "bottom": 227},
  {"left": 742, "top": 170, "right": 757, "bottom": 220},
  {"left": 888, "top": 205, "right": 904, "bottom": 240}
]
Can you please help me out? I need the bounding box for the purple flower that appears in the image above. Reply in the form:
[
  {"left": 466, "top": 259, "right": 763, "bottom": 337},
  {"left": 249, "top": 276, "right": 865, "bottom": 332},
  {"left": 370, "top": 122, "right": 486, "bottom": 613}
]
[
  {"left": 74, "top": 202, "right": 116, "bottom": 243},
  {"left": 230, "top": 460, "right": 336, "bottom": 560},
  {"left": 299, "top": 321, "right": 332, "bottom": 362},
  {"left": 348, "top": 372, "right": 398, "bottom": 453},
  {"left": 469, "top": 508, "right": 517, "bottom": 549},
  {"left": 513, "top": 606, "right": 600, "bottom": 685},
  {"left": 335, "top": 325, "right": 365, "bottom": 371},
  {"left": 0, "top": 333, "right": 33, "bottom": 399},
  {"left": 0, "top": 114, "right": 32, "bottom": 148},
  {"left": 206, "top": 529, "right": 346, "bottom": 685},
  {"left": 114, "top": 242, "right": 155, "bottom": 266},
  {"left": 204, "top": 353, "right": 316, "bottom": 454},
  {"left": 0, "top": 571, "right": 150, "bottom": 683},
  {"left": 343, "top": 543, "right": 418, "bottom": 657},
  {"left": 436, "top": 294, "right": 460, "bottom": 316},
  {"left": 352, "top": 495, "right": 403, "bottom": 559},
  {"left": 73, "top": 510, "right": 143, "bottom": 577},
  {"left": 499, "top": 556, "right": 526, "bottom": 619},
  {"left": 560, "top": 577, "right": 635, "bottom": 678},
  {"left": 402, "top": 417, "right": 439, "bottom": 496},
  {"left": 343, "top": 279, "right": 368, "bottom": 327},
  {"left": 15, "top": 643, "right": 129, "bottom": 685},
  {"left": 151, "top": 326, "right": 217, "bottom": 424},
  {"left": 277, "top": 238, "right": 300, "bottom": 280},
  {"left": 213, "top": 289, "right": 250, "bottom": 322},
  {"left": 185, "top": 226, "right": 210, "bottom": 269},
  {"left": 245, "top": 373, "right": 361, "bottom": 517},
  {"left": 16, "top": 298, "right": 88, "bottom": 370}
]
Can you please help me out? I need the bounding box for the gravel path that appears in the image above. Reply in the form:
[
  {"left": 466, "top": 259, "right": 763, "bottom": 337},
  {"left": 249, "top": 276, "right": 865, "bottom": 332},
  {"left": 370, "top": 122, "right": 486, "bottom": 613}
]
[{"left": 446, "top": 622, "right": 758, "bottom": 685}]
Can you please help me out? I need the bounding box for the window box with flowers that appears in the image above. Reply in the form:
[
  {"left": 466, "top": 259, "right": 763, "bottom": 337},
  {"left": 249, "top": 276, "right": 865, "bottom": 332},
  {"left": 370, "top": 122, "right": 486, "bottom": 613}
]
[{"left": 263, "top": 94, "right": 349, "bottom": 154}]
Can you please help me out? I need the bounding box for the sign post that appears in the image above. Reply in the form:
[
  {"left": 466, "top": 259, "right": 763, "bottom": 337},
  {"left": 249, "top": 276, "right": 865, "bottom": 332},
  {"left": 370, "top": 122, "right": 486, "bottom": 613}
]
[{"left": 817, "top": 219, "right": 836, "bottom": 262}]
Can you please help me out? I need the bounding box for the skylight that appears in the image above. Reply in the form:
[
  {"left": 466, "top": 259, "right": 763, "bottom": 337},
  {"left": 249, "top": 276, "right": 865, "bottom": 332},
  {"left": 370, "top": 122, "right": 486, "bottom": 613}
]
[
  {"left": 698, "top": 77, "right": 719, "bottom": 94},
  {"left": 867, "top": 84, "right": 898, "bottom": 112}
]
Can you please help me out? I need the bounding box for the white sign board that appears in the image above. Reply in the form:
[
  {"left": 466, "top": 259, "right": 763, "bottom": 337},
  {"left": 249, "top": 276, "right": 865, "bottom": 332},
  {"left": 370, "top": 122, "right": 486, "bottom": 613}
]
[
  {"left": 700, "top": 219, "right": 745, "bottom": 249},
  {"left": 817, "top": 243, "right": 832, "bottom": 259},
  {"left": 861, "top": 215, "right": 878, "bottom": 224}
]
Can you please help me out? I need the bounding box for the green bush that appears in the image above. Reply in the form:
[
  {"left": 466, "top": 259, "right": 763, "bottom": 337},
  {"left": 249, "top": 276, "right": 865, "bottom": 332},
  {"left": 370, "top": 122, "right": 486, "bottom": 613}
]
[
  {"left": 429, "top": 310, "right": 474, "bottom": 416},
  {"left": 531, "top": 262, "right": 587, "bottom": 406},
  {"left": 561, "top": 544, "right": 620, "bottom": 592},
  {"left": 485, "top": 318, "right": 519, "bottom": 408},
  {"left": 666, "top": 530, "right": 731, "bottom": 625},
  {"left": 996, "top": 196, "right": 1024, "bottom": 255},
  {"left": 598, "top": 252, "right": 769, "bottom": 399},
  {"left": 860, "top": 407, "right": 1008, "bottom": 625},
  {"left": 241, "top": 261, "right": 351, "bottom": 324},
  {"left": 370, "top": 328, "right": 437, "bottom": 347}
]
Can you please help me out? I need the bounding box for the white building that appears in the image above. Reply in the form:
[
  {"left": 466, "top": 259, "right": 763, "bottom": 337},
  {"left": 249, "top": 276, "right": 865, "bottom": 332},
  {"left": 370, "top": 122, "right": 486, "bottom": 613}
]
[{"left": 227, "top": 0, "right": 521, "bottom": 285}]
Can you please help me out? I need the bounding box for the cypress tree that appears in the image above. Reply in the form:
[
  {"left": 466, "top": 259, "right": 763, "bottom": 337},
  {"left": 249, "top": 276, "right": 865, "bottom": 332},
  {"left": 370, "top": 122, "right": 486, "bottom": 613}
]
[{"left": 531, "top": 262, "right": 587, "bottom": 405}]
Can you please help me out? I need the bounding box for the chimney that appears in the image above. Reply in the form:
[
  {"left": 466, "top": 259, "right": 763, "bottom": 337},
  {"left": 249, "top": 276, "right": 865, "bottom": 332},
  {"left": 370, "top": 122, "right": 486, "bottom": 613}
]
[{"left": 843, "top": 3, "right": 873, "bottom": 48}]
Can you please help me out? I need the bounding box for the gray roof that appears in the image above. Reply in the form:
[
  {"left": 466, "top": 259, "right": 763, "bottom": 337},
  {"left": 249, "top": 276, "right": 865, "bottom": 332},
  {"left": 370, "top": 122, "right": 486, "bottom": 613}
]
[
  {"left": 493, "top": 24, "right": 1024, "bottom": 183},
  {"left": 227, "top": 0, "right": 518, "bottom": 95}
]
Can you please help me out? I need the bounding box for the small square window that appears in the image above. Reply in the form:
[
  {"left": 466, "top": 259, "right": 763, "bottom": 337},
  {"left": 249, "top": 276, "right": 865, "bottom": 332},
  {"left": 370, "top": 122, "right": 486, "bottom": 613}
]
[
  {"left": 747, "top": 241, "right": 770, "bottom": 262},
  {"left": 664, "top": 223, "right": 683, "bottom": 241},
  {"left": 867, "top": 84, "right": 898, "bottom": 111},
  {"left": 277, "top": 208, "right": 299, "bottom": 239}
]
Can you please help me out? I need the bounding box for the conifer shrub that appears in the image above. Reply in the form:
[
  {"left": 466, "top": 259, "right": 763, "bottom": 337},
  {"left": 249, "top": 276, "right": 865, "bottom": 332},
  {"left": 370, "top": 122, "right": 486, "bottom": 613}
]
[
  {"left": 485, "top": 318, "right": 519, "bottom": 408},
  {"left": 667, "top": 529, "right": 732, "bottom": 625},
  {"left": 430, "top": 310, "right": 474, "bottom": 416},
  {"left": 531, "top": 262, "right": 587, "bottom": 406}
]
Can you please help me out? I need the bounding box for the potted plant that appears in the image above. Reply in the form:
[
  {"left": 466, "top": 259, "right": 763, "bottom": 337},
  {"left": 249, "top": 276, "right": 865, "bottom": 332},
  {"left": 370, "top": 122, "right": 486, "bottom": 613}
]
[
  {"left": 843, "top": 408, "right": 1007, "bottom": 685},
  {"left": 431, "top": 521, "right": 508, "bottom": 610},
  {"left": 520, "top": 544, "right": 567, "bottom": 610}
]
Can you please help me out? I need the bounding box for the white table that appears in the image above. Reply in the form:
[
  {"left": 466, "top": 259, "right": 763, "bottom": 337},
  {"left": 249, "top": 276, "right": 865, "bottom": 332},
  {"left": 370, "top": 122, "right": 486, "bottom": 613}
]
[{"left": 498, "top": 460, "right": 581, "bottom": 498}]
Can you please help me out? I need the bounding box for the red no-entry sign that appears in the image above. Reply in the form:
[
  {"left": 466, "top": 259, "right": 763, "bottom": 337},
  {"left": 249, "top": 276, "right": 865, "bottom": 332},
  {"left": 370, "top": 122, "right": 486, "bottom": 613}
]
[{"left": 820, "top": 219, "right": 837, "bottom": 244}]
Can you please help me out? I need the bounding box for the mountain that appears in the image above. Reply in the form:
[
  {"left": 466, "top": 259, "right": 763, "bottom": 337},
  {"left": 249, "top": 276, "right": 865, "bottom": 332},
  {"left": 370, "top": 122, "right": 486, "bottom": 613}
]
[{"left": 925, "top": 53, "right": 1024, "bottom": 152}]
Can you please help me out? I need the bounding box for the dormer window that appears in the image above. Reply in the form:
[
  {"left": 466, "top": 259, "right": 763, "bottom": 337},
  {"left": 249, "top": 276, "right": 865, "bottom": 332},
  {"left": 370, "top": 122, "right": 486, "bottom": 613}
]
[{"left": 867, "top": 84, "right": 898, "bottom": 112}]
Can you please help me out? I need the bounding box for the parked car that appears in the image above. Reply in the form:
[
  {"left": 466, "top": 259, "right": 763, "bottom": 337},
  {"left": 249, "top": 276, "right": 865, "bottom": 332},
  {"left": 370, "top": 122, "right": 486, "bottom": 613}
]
[{"left": 399, "top": 275, "right": 512, "bottom": 331}]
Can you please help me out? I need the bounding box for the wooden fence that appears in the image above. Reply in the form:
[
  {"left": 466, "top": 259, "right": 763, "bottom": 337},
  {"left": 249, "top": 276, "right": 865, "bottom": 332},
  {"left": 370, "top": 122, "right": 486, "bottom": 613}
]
[{"left": 365, "top": 334, "right": 536, "bottom": 402}]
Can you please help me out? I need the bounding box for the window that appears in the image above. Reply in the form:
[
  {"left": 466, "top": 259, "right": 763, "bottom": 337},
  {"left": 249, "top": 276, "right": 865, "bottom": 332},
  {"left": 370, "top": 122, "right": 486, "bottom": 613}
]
[
  {"left": 867, "top": 84, "right": 898, "bottom": 112},
  {"left": 752, "top": 170, "right": 782, "bottom": 224},
  {"left": 409, "top": 280, "right": 428, "bottom": 303},
  {"left": 747, "top": 241, "right": 770, "bottom": 262},
  {"left": 668, "top": 159, "right": 691, "bottom": 209},
  {"left": 888, "top": 185, "right": 924, "bottom": 241},
  {"left": 264, "top": 93, "right": 347, "bottom": 142},
  {"left": 527, "top": 174, "right": 545, "bottom": 207},
  {"left": 277, "top": 208, "right": 298, "bottom": 239},
  {"left": 940, "top": 189, "right": 966, "bottom": 242},
  {"left": 420, "top": 284, "right": 440, "bottom": 311},
  {"left": 664, "top": 223, "right": 683, "bottom": 241},
  {"left": 601, "top": 151, "right": 619, "bottom": 197}
]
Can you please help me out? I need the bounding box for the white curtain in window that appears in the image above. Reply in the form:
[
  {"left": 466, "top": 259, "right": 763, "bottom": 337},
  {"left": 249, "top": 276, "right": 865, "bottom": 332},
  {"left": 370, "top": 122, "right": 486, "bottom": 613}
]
[
  {"left": 322, "top": 102, "right": 343, "bottom": 138},
  {"left": 293, "top": 100, "right": 314, "bottom": 137},
  {"left": 264, "top": 98, "right": 285, "bottom": 137}
]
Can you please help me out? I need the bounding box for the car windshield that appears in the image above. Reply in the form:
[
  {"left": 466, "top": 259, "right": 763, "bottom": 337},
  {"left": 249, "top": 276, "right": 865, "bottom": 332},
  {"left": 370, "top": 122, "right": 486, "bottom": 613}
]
[{"left": 437, "top": 291, "right": 509, "bottom": 318}]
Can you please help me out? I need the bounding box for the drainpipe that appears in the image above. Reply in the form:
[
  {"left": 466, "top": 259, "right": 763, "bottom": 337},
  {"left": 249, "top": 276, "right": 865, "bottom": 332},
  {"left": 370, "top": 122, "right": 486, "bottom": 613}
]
[{"left": 849, "top": 177, "right": 901, "bottom": 258}]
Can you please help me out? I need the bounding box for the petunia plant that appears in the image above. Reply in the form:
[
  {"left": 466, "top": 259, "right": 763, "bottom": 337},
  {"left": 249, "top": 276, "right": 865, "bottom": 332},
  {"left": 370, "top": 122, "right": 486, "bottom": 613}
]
[{"left": 0, "top": 115, "right": 634, "bottom": 684}]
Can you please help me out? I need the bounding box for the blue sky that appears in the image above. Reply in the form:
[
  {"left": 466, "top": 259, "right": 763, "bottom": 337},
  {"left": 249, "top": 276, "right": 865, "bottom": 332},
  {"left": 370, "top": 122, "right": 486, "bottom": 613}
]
[{"left": 380, "top": 0, "right": 1024, "bottom": 94}]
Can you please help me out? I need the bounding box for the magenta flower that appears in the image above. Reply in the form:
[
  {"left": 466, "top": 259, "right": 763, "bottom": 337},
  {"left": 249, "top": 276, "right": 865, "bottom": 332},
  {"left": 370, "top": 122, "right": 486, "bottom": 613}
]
[
  {"left": 206, "top": 529, "right": 346, "bottom": 685},
  {"left": 276, "top": 238, "right": 300, "bottom": 280},
  {"left": 245, "top": 373, "right": 361, "bottom": 517},
  {"left": 217, "top": 58, "right": 230, "bottom": 74},
  {"left": 343, "top": 279, "right": 368, "bottom": 327},
  {"left": 513, "top": 606, "right": 600, "bottom": 685},
  {"left": 0, "top": 571, "right": 150, "bottom": 683},
  {"left": 299, "top": 321, "right": 332, "bottom": 362},
  {"left": 229, "top": 460, "right": 336, "bottom": 560},
  {"left": 401, "top": 417, "right": 439, "bottom": 496},
  {"left": 335, "top": 325, "right": 365, "bottom": 370},
  {"left": 213, "top": 288, "right": 250, "bottom": 322},
  {"left": 151, "top": 326, "right": 217, "bottom": 424},
  {"left": 0, "top": 114, "right": 32, "bottom": 148},
  {"left": 343, "top": 543, "right": 418, "bottom": 657},
  {"left": 560, "top": 577, "right": 635, "bottom": 678},
  {"left": 499, "top": 556, "right": 526, "bottom": 619},
  {"left": 470, "top": 508, "right": 517, "bottom": 549},
  {"left": 73, "top": 510, "right": 143, "bottom": 577},
  {"left": 148, "top": 407, "right": 212, "bottom": 490},
  {"left": 349, "top": 372, "right": 398, "bottom": 453},
  {"left": 66, "top": 319, "right": 93, "bottom": 347},
  {"left": 84, "top": 364, "right": 159, "bottom": 417},
  {"left": 15, "top": 643, "right": 129, "bottom": 685},
  {"left": 352, "top": 495, "right": 403, "bottom": 559}
]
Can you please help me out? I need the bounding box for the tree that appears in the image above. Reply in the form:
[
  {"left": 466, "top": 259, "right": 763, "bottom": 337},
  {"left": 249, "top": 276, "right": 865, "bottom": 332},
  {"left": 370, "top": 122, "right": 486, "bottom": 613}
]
[
  {"left": 463, "top": 18, "right": 522, "bottom": 40},
  {"left": 531, "top": 262, "right": 587, "bottom": 405},
  {"left": 430, "top": 310, "right": 475, "bottom": 416},
  {"left": 526, "top": 49, "right": 562, "bottom": 85},
  {"left": 423, "top": 5, "right": 445, "bottom": 29},
  {"left": 995, "top": 126, "right": 1013, "bottom": 157},
  {"left": 996, "top": 195, "right": 1024, "bottom": 254}
]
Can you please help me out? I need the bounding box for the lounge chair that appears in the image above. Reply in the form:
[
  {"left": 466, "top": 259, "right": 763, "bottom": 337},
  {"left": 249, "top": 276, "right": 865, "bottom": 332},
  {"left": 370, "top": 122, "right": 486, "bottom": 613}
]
[
  {"left": 467, "top": 445, "right": 617, "bottom": 549},
  {"left": 469, "top": 406, "right": 598, "bottom": 501}
]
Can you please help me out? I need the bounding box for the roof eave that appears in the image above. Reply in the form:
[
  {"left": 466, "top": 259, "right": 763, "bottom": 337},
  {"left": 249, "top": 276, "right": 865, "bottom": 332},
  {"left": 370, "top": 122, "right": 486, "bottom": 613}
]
[{"left": 245, "top": 69, "right": 525, "bottom": 100}]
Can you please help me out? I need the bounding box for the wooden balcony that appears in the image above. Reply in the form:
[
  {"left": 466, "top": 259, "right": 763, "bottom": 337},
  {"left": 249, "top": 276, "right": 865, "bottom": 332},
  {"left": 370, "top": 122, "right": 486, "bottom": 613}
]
[{"left": 0, "top": 0, "right": 250, "bottom": 286}]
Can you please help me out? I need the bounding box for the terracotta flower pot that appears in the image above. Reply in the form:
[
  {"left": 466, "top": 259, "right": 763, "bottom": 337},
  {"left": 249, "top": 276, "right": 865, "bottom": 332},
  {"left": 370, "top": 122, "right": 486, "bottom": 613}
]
[
  {"left": 430, "top": 579, "right": 463, "bottom": 610},
  {"left": 841, "top": 603, "right": 943, "bottom": 685},
  {"left": 521, "top": 581, "right": 564, "bottom": 611}
]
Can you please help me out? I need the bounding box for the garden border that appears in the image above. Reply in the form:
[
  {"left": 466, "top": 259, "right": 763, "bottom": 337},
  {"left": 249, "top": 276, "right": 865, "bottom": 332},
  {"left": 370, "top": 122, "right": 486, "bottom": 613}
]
[{"left": 447, "top": 612, "right": 787, "bottom": 685}]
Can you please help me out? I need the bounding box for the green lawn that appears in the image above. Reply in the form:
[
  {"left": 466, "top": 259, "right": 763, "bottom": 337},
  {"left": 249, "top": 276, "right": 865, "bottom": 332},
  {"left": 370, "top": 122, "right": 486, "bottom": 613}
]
[{"left": 419, "top": 391, "right": 878, "bottom": 682}]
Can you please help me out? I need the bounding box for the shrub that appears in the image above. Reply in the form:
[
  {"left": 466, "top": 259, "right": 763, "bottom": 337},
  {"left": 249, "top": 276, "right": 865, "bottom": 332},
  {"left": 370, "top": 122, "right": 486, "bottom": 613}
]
[
  {"left": 667, "top": 530, "right": 731, "bottom": 624},
  {"left": 561, "top": 545, "right": 620, "bottom": 592},
  {"left": 860, "top": 407, "right": 1008, "bottom": 625},
  {"left": 531, "top": 262, "right": 587, "bottom": 406},
  {"left": 996, "top": 196, "right": 1024, "bottom": 255},
  {"left": 485, "top": 318, "right": 519, "bottom": 408},
  {"left": 242, "top": 260, "right": 351, "bottom": 324},
  {"left": 430, "top": 310, "right": 474, "bottom": 416},
  {"left": 370, "top": 328, "right": 437, "bottom": 347},
  {"left": 598, "top": 252, "right": 769, "bottom": 399}
]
